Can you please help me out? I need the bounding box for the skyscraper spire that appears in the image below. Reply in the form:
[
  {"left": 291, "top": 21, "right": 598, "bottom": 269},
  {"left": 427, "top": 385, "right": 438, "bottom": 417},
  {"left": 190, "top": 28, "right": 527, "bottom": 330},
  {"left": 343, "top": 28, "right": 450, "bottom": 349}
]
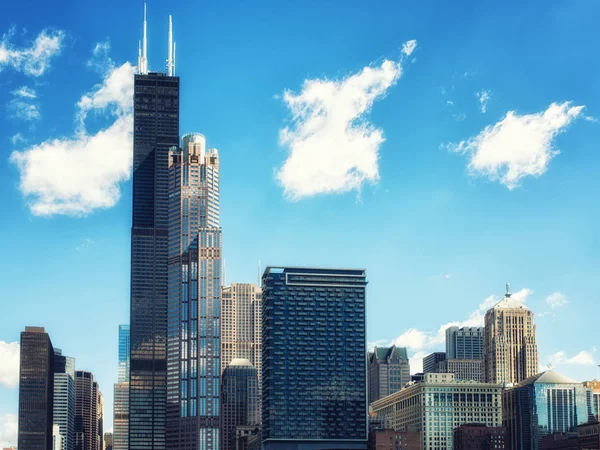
[
  {"left": 167, "top": 15, "right": 174, "bottom": 76},
  {"left": 138, "top": 3, "right": 148, "bottom": 74},
  {"left": 173, "top": 41, "right": 176, "bottom": 76}
]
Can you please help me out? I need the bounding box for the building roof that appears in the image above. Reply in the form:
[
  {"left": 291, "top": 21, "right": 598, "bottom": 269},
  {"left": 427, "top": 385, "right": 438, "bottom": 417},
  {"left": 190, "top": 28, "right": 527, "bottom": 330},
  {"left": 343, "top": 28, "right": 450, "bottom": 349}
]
[
  {"left": 515, "top": 370, "right": 579, "bottom": 387},
  {"left": 371, "top": 345, "right": 409, "bottom": 361},
  {"left": 491, "top": 295, "right": 531, "bottom": 311},
  {"left": 229, "top": 358, "right": 253, "bottom": 367}
]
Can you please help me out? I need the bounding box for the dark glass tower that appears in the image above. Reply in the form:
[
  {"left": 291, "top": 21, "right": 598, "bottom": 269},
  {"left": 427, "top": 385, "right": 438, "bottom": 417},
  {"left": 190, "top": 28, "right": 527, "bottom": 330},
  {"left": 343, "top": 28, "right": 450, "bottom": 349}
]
[
  {"left": 261, "top": 267, "right": 368, "bottom": 450},
  {"left": 129, "top": 69, "right": 180, "bottom": 450},
  {"left": 74, "top": 371, "right": 95, "bottom": 450},
  {"left": 18, "top": 326, "right": 54, "bottom": 450}
]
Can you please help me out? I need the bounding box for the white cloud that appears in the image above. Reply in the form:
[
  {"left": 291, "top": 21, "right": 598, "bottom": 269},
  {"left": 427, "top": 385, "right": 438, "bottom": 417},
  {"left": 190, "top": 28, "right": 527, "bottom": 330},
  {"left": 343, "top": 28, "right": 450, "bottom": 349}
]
[
  {"left": 75, "top": 238, "right": 95, "bottom": 251},
  {"left": 276, "top": 44, "right": 415, "bottom": 200},
  {"left": 10, "top": 133, "right": 26, "bottom": 145},
  {"left": 452, "top": 113, "right": 466, "bottom": 122},
  {"left": 7, "top": 98, "right": 40, "bottom": 121},
  {"left": 0, "top": 341, "right": 19, "bottom": 387},
  {"left": 12, "top": 86, "right": 36, "bottom": 98},
  {"left": 10, "top": 61, "right": 135, "bottom": 216},
  {"left": 546, "top": 292, "right": 568, "bottom": 308},
  {"left": 446, "top": 100, "right": 454, "bottom": 106},
  {"left": 401, "top": 40, "right": 417, "bottom": 57},
  {"left": 86, "top": 41, "right": 112, "bottom": 74},
  {"left": 0, "top": 413, "right": 18, "bottom": 449},
  {"left": 0, "top": 28, "right": 65, "bottom": 76},
  {"left": 448, "top": 102, "right": 584, "bottom": 189},
  {"left": 550, "top": 350, "right": 595, "bottom": 366},
  {"left": 476, "top": 90, "right": 490, "bottom": 113}
]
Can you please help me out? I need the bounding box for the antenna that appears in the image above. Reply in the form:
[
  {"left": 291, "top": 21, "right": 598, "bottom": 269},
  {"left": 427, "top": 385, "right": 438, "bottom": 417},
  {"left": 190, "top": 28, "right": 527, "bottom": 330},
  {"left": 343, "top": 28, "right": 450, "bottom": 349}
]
[
  {"left": 173, "top": 41, "right": 176, "bottom": 76},
  {"left": 505, "top": 282, "right": 511, "bottom": 297},
  {"left": 138, "top": 3, "right": 148, "bottom": 74},
  {"left": 167, "top": 15, "right": 174, "bottom": 76}
]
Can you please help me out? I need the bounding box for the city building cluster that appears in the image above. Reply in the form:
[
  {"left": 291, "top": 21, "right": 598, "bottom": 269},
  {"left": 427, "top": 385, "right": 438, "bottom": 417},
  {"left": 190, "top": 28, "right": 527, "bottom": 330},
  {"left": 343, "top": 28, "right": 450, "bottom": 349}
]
[{"left": 11, "top": 5, "right": 600, "bottom": 450}]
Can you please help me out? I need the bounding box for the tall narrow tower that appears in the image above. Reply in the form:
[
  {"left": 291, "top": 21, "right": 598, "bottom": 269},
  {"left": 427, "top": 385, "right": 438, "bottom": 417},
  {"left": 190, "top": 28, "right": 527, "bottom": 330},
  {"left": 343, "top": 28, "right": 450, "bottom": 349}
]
[
  {"left": 167, "top": 134, "right": 222, "bottom": 450},
  {"left": 484, "top": 283, "right": 539, "bottom": 384},
  {"left": 129, "top": 5, "right": 180, "bottom": 450}
]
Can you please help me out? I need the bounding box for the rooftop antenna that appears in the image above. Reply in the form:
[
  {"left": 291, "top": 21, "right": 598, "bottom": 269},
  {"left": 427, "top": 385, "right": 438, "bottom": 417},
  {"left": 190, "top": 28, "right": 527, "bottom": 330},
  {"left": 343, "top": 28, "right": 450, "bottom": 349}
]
[
  {"left": 138, "top": 3, "right": 148, "bottom": 74},
  {"left": 167, "top": 15, "right": 174, "bottom": 76},
  {"left": 505, "top": 282, "right": 511, "bottom": 297},
  {"left": 173, "top": 41, "right": 176, "bottom": 76}
]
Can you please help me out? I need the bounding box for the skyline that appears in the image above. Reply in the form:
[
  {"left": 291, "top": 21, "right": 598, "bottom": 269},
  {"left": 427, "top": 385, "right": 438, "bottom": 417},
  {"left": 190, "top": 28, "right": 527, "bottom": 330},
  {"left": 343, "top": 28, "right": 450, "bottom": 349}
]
[{"left": 2, "top": 0, "right": 600, "bottom": 446}]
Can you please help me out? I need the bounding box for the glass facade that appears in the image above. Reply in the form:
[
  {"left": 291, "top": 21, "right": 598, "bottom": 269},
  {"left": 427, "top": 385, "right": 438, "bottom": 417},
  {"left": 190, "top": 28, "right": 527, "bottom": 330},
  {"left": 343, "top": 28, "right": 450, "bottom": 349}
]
[
  {"left": 114, "top": 325, "right": 130, "bottom": 450},
  {"left": 130, "top": 72, "right": 180, "bottom": 450},
  {"left": 117, "top": 325, "right": 130, "bottom": 384},
  {"left": 445, "top": 327, "right": 483, "bottom": 360},
  {"left": 75, "top": 371, "right": 95, "bottom": 450},
  {"left": 18, "top": 327, "right": 54, "bottom": 450},
  {"left": 54, "top": 349, "right": 75, "bottom": 450},
  {"left": 261, "top": 267, "right": 368, "bottom": 450}
]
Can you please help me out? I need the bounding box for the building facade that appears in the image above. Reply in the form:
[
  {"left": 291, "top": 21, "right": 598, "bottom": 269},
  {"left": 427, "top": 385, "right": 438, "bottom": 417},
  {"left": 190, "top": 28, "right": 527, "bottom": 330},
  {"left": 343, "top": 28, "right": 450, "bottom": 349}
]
[
  {"left": 18, "top": 326, "right": 55, "bottom": 450},
  {"left": 483, "top": 284, "right": 539, "bottom": 384},
  {"left": 53, "top": 425, "right": 63, "bottom": 450},
  {"left": 446, "top": 327, "right": 483, "bottom": 360},
  {"left": 261, "top": 267, "right": 368, "bottom": 450},
  {"left": 584, "top": 380, "right": 600, "bottom": 421},
  {"left": 166, "top": 133, "right": 222, "bottom": 450},
  {"left": 578, "top": 421, "right": 600, "bottom": 449},
  {"left": 503, "top": 370, "right": 590, "bottom": 450},
  {"left": 104, "top": 433, "right": 113, "bottom": 450},
  {"left": 437, "top": 359, "right": 484, "bottom": 382},
  {"left": 453, "top": 424, "right": 507, "bottom": 450},
  {"left": 53, "top": 350, "right": 75, "bottom": 450},
  {"left": 368, "top": 346, "right": 411, "bottom": 405},
  {"left": 367, "top": 429, "right": 421, "bottom": 450},
  {"left": 221, "top": 359, "right": 259, "bottom": 450},
  {"left": 74, "top": 372, "right": 103, "bottom": 450},
  {"left": 113, "top": 325, "right": 129, "bottom": 450},
  {"left": 423, "top": 352, "right": 446, "bottom": 374},
  {"left": 117, "top": 325, "right": 130, "bottom": 383},
  {"left": 371, "top": 373, "right": 504, "bottom": 450}
]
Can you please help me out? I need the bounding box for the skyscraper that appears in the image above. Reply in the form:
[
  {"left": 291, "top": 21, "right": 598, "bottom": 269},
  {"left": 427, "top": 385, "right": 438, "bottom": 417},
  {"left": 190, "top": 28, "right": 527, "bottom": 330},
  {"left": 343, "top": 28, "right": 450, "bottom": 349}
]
[
  {"left": 53, "top": 349, "right": 75, "bottom": 450},
  {"left": 220, "top": 359, "right": 259, "bottom": 450},
  {"left": 18, "top": 326, "right": 54, "bottom": 450},
  {"left": 484, "top": 283, "right": 539, "bottom": 384},
  {"left": 367, "top": 346, "right": 410, "bottom": 405},
  {"left": 75, "top": 372, "right": 102, "bottom": 450},
  {"left": 95, "top": 386, "right": 103, "bottom": 450},
  {"left": 261, "top": 267, "right": 368, "bottom": 450},
  {"left": 445, "top": 327, "right": 483, "bottom": 360},
  {"left": 113, "top": 325, "right": 130, "bottom": 450},
  {"left": 53, "top": 425, "right": 63, "bottom": 450},
  {"left": 422, "top": 352, "right": 446, "bottom": 374},
  {"left": 129, "top": 6, "right": 180, "bottom": 450},
  {"left": 167, "top": 133, "right": 222, "bottom": 450}
]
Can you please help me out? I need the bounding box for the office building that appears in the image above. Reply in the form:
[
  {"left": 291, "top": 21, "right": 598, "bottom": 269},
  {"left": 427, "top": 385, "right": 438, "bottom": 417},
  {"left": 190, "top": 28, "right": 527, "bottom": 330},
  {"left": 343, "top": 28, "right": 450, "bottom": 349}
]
[
  {"left": 422, "top": 352, "right": 446, "bottom": 374},
  {"left": 503, "top": 370, "right": 589, "bottom": 450},
  {"left": 113, "top": 325, "right": 129, "bottom": 450},
  {"left": 483, "top": 283, "right": 539, "bottom": 384},
  {"left": 368, "top": 346, "right": 411, "bottom": 405},
  {"left": 453, "top": 424, "right": 507, "bottom": 450},
  {"left": 436, "top": 359, "right": 484, "bottom": 382},
  {"left": 53, "top": 349, "right": 75, "bottom": 450},
  {"left": 129, "top": 7, "right": 180, "bottom": 450},
  {"left": 261, "top": 267, "right": 368, "bottom": 450},
  {"left": 53, "top": 425, "right": 64, "bottom": 450},
  {"left": 221, "top": 359, "right": 259, "bottom": 450},
  {"left": 95, "top": 385, "right": 103, "bottom": 450},
  {"left": 104, "top": 433, "right": 113, "bottom": 450},
  {"left": 584, "top": 380, "right": 600, "bottom": 421},
  {"left": 371, "top": 373, "right": 504, "bottom": 450},
  {"left": 446, "top": 327, "right": 483, "bottom": 360},
  {"left": 75, "top": 372, "right": 102, "bottom": 450},
  {"left": 18, "top": 326, "right": 54, "bottom": 450},
  {"left": 166, "top": 133, "right": 221, "bottom": 450}
]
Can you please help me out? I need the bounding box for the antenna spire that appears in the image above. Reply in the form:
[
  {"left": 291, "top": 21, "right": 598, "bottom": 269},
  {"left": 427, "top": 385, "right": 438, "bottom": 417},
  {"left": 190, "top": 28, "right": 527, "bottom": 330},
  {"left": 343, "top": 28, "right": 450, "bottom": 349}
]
[
  {"left": 138, "top": 3, "right": 148, "bottom": 74},
  {"left": 167, "top": 15, "right": 174, "bottom": 76},
  {"left": 173, "top": 41, "right": 176, "bottom": 76}
]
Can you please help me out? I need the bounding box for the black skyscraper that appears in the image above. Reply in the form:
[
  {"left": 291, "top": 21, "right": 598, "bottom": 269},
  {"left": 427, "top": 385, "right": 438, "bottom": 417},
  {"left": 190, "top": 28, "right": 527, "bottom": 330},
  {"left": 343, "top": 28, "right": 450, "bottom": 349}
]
[
  {"left": 129, "top": 69, "right": 179, "bottom": 450},
  {"left": 18, "top": 326, "right": 54, "bottom": 450}
]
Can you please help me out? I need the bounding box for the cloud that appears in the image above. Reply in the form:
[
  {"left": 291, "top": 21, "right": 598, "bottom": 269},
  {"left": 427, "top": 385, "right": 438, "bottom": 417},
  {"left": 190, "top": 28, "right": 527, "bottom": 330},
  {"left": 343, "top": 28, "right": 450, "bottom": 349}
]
[
  {"left": 0, "top": 414, "right": 18, "bottom": 449},
  {"left": 75, "top": 238, "right": 95, "bottom": 251},
  {"left": 10, "top": 133, "right": 26, "bottom": 145},
  {"left": 7, "top": 99, "right": 40, "bottom": 121},
  {"left": 0, "top": 341, "right": 19, "bottom": 387},
  {"left": 401, "top": 40, "right": 417, "bottom": 57},
  {"left": 10, "top": 60, "right": 135, "bottom": 216},
  {"left": 476, "top": 90, "right": 490, "bottom": 113},
  {"left": 0, "top": 28, "right": 65, "bottom": 76},
  {"left": 448, "top": 102, "right": 584, "bottom": 189},
  {"left": 86, "top": 41, "right": 112, "bottom": 74},
  {"left": 546, "top": 292, "right": 568, "bottom": 308},
  {"left": 550, "top": 350, "right": 595, "bottom": 366},
  {"left": 276, "top": 43, "right": 415, "bottom": 200},
  {"left": 12, "top": 86, "right": 36, "bottom": 98}
]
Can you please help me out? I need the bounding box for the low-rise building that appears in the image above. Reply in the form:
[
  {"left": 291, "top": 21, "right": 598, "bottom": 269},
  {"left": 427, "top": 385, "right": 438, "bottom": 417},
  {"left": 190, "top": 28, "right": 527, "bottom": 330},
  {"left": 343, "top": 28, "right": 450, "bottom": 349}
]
[
  {"left": 453, "top": 424, "right": 506, "bottom": 450},
  {"left": 539, "top": 432, "right": 580, "bottom": 450},
  {"left": 368, "top": 429, "right": 421, "bottom": 450},
  {"left": 579, "top": 421, "right": 600, "bottom": 449}
]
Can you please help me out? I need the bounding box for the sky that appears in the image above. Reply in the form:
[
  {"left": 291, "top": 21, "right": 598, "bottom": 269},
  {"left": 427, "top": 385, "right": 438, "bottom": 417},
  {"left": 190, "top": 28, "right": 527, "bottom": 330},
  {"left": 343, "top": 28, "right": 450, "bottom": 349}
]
[{"left": 1, "top": 0, "right": 600, "bottom": 445}]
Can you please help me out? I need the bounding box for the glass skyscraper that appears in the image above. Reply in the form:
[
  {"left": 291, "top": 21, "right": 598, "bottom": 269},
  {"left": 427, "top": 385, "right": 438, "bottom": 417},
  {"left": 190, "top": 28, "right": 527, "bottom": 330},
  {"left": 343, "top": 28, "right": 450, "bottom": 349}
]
[
  {"left": 113, "top": 325, "right": 130, "bottom": 450},
  {"left": 166, "top": 133, "right": 222, "bottom": 450},
  {"left": 261, "top": 267, "right": 368, "bottom": 450},
  {"left": 445, "top": 326, "right": 483, "bottom": 360},
  {"left": 117, "top": 325, "right": 130, "bottom": 383},
  {"left": 54, "top": 349, "right": 75, "bottom": 450},
  {"left": 129, "top": 68, "right": 180, "bottom": 450}
]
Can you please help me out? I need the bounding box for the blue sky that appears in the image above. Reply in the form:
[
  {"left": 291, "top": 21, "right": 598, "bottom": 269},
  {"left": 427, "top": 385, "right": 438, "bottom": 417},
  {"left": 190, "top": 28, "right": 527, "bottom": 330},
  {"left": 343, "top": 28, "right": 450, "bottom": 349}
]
[{"left": 1, "top": 0, "right": 600, "bottom": 443}]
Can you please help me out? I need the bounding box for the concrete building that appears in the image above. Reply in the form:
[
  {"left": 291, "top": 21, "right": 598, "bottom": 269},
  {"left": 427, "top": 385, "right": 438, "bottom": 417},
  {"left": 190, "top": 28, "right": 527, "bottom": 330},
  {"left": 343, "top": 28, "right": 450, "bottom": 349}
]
[
  {"left": 371, "top": 373, "right": 504, "bottom": 450},
  {"left": 539, "top": 433, "right": 580, "bottom": 450},
  {"left": 437, "top": 359, "right": 484, "bottom": 382},
  {"left": 53, "top": 349, "right": 75, "bottom": 450},
  {"left": 368, "top": 346, "right": 411, "bottom": 405},
  {"left": 423, "top": 352, "right": 446, "bottom": 374},
  {"left": 53, "top": 425, "right": 64, "bottom": 450},
  {"left": 113, "top": 325, "right": 129, "bottom": 450},
  {"left": 18, "top": 326, "right": 54, "bottom": 450},
  {"left": 584, "top": 380, "right": 600, "bottom": 421},
  {"left": 446, "top": 327, "right": 484, "bottom": 360},
  {"left": 503, "top": 370, "right": 589, "bottom": 450},
  {"left": 261, "top": 267, "right": 368, "bottom": 450},
  {"left": 167, "top": 133, "right": 222, "bottom": 450},
  {"left": 453, "top": 424, "right": 507, "bottom": 450},
  {"left": 221, "top": 359, "right": 259, "bottom": 450}
]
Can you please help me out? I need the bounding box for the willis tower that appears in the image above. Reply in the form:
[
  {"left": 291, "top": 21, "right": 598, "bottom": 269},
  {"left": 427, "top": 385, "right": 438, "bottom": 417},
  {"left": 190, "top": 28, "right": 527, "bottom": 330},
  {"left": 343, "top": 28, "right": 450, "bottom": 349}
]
[{"left": 129, "top": 5, "right": 179, "bottom": 450}]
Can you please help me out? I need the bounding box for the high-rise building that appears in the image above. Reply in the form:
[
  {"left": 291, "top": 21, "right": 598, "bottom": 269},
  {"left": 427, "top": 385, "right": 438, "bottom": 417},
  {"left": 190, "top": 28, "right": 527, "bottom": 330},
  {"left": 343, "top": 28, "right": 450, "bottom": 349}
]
[
  {"left": 445, "top": 327, "right": 483, "bottom": 360},
  {"left": 503, "top": 370, "right": 590, "bottom": 450},
  {"left": 18, "top": 326, "right": 54, "bottom": 450},
  {"left": 261, "top": 267, "right": 368, "bottom": 450},
  {"left": 368, "top": 346, "right": 411, "bottom": 405},
  {"left": 113, "top": 325, "right": 130, "bottom": 450},
  {"left": 53, "top": 425, "right": 64, "bottom": 450},
  {"left": 221, "top": 359, "right": 259, "bottom": 450},
  {"left": 583, "top": 380, "right": 600, "bottom": 421},
  {"left": 129, "top": 7, "right": 180, "bottom": 450},
  {"left": 53, "top": 349, "right": 75, "bottom": 450},
  {"left": 75, "top": 372, "right": 102, "bottom": 450},
  {"left": 104, "top": 434, "right": 113, "bottom": 450},
  {"left": 166, "top": 133, "right": 221, "bottom": 450},
  {"left": 371, "top": 373, "right": 504, "bottom": 450},
  {"left": 436, "top": 359, "right": 484, "bottom": 382},
  {"left": 422, "top": 352, "right": 446, "bottom": 374},
  {"left": 484, "top": 284, "right": 539, "bottom": 384},
  {"left": 95, "top": 386, "right": 103, "bottom": 450}
]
